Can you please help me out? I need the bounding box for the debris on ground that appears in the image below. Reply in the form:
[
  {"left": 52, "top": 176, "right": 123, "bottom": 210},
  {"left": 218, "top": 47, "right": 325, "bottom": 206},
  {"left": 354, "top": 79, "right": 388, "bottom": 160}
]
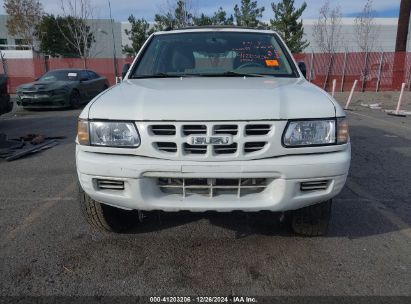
[
  {"left": 360, "top": 103, "right": 382, "bottom": 109},
  {"left": 30, "top": 134, "right": 45, "bottom": 145},
  {"left": 0, "top": 133, "right": 63, "bottom": 161},
  {"left": 0, "top": 134, "right": 25, "bottom": 159},
  {"left": 18, "top": 133, "right": 66, "bottom": 145},
  {"left": 385, "top": 109, "right": 411, "bottom": 117}
]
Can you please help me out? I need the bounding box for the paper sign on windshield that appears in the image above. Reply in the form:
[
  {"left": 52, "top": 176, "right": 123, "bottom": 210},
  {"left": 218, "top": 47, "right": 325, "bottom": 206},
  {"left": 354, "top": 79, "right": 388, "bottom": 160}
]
[{"left": 265, "top": 59, "right": 279, "bottom": 67}]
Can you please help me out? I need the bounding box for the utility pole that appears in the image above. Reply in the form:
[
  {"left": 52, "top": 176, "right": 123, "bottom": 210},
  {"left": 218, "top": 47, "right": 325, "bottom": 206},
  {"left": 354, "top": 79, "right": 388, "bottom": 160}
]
[
  {"left": 395, "top": 0, "right": 411, "bottom": 52},
  {"left": 108, "top": 0, "right": 118, "bottom": 78},
  {"left": 392, "top": 0, "right": 411, "bottom": 90}
]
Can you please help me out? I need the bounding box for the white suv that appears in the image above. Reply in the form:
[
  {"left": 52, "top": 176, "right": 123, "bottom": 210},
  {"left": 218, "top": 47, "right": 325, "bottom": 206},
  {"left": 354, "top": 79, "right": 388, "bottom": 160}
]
[{"left": 76, "top": 28, "right": 350, "bottom": 236}]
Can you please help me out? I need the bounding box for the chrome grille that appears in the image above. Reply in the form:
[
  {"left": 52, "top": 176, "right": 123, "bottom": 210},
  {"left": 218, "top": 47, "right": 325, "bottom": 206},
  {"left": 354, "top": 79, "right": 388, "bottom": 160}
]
[
  {"left": 183, "top": 125, "right": 206, "bottom": 135},
  {"left": 156, "top": 142, "right": 177, "bottom": 153},
  {"left": 184, "top": 143, "right": 207, "bottom": 154},
  {"left": 95, "top": 179, "right": 124, "bottom": 190},
  {"left": 245, "top": 124, "right": 272, "bottom": 136},
  {"left": 158, "top": 178, "right": 268, "bottom": 198},
  {"left": 150, "top": 125, "right": 176, "bottom": 136},
  {"left": 244, "top": 142, "right": 267, "bottom": 153},
  {"left": 214, "top": 125, "right": 238, "bottom": 135},
  {"left": 300, "top": 180, "right": 329, "bottom": 192},
  {"left": 214, "top": 143, "right": 237, "bottom": 155},
  {"left": 145, "top": 121, "right": 275, "bottom": 160}
]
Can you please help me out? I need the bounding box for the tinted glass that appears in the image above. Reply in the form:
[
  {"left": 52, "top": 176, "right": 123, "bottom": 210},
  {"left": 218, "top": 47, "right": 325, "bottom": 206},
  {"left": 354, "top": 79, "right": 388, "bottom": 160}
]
[
  {"left": 87, "top": 71, "right": 99, "bottom": 79},
  {"left": 79, "top": 71, "right": 89, "bottom": 80},
  {"left": 131, "top": 32, "right": 297, "bottom": 78},
  {"left": 39, "top": 70, "right": 80, "bottom": 81}
]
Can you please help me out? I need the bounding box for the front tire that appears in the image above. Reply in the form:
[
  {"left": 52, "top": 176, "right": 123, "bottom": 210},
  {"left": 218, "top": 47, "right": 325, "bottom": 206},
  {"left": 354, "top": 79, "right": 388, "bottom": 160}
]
[
  {"left": 79, "top": 185, "right": 139, "bottom": 233},
  {"left": 69, "top": 90, "right": 82, "bottom": 109},
  {"left": 6, "top": 99, "right": 13, "bottom": 113},
  {"left": 291, "top": 200, "right": 332, "bottom": 236}
]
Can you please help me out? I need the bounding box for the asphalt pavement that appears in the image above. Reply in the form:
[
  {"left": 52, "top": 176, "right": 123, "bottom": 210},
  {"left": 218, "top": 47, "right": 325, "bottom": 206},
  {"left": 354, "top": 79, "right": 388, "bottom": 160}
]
[{"left": 0, "top": 104, "right": 410, "bottom": 298}]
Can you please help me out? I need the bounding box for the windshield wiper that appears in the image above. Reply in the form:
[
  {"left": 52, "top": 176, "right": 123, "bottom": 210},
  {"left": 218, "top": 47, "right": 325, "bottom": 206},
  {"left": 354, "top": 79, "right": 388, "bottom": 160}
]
[
  {"left": 183, "top": 71, "right": 265, "bottom": 77},
  {"left": 129, "top": 73, "right": 183, "bottom": 79},
  {"left": 130, "top": 71, "right": 270, "bottom": 79}
]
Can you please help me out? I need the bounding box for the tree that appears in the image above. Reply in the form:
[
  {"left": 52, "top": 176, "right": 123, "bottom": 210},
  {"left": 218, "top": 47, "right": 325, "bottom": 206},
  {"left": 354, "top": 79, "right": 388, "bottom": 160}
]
[
  {"left": 193, "top": 7, "right": 234, "bottom": 26},
  {"left": 212, "top": 7, "right": 234, "bottom": 25},
  {"left": 234, "top": 0, "right": 265, "bottom": 28},
  {"left": 354, "top": 0, "right": 379, "bottom": 53},
  {"left": 154, "top": 12, "right": 177, "bottom": 31},
  {"left": 312, "top": 1, "right": 342, "bottom": 54},
  {"left": 154, "top": 0, "right": 195, "bottom": 30},
  {"left": 312, "top": 1, "right": 343, "bottom": 89},
  {"left": 3, "top": 0, "right": 44, "bottom": 47},
  {"left": 193, "top": 13, "right": 213, "bottom": 26},
  {"left": 36, "top": 14, "right": 87, "bottom": 57},
  {"left": 270, "top": 0, "right": 309, "bottom": 53},
  {"left": 174, "top": 0, "right": 194, "bottom": 27},
  {"left": 122, "top": 15, "right": 153, "bottom": 56},
  {"left": 58, "top": 0, "right": 96, "bottom": 67}
]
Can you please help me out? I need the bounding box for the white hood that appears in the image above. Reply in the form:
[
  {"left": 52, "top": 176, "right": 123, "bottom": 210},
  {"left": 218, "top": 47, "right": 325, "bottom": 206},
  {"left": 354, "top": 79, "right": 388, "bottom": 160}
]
[{"left": 86, "top": 77, "right": 336, "bottom": 121}]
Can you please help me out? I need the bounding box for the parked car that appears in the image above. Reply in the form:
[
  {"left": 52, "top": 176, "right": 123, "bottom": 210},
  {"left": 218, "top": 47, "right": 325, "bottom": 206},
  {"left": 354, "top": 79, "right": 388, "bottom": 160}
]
[
  {"left": 16, "top": 69, "right": 109, "bottom": 109},
  {"left": 76, "top": 27, "right": 351, "bottom": 236},
  {"left": 0, "top": 74, "right": 12, "bottom": 115}
]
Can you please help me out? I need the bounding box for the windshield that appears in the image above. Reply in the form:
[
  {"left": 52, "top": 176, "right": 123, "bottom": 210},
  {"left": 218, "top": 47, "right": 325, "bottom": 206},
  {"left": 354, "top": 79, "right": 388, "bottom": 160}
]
[
  {"left": 130, "top": 32, "right": 298, "bottom": 78},
  {"left": 39, "top": 71, "right": 79, "bottom": 82}
]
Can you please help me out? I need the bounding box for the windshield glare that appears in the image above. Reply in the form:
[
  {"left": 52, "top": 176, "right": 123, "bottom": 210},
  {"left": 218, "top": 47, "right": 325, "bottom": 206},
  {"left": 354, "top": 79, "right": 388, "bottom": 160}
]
[
  {"left": 39, "top": 71, "right": 79, "bottom": 82},
  {"left": 131, "top": 32, "right": 297, "bottom": 78}
]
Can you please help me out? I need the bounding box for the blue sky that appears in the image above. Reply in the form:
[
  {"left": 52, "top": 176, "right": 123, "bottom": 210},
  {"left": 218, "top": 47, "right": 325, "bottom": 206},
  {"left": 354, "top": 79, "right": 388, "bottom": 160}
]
[{"left": 0, "top": 0, "right": 401, "bottom": 21}]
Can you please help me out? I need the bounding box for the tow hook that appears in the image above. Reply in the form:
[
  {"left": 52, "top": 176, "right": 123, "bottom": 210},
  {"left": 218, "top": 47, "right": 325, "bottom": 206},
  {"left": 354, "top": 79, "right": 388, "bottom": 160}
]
[{"left": 138, "top": 210, "right": 145, "bottom": 222}]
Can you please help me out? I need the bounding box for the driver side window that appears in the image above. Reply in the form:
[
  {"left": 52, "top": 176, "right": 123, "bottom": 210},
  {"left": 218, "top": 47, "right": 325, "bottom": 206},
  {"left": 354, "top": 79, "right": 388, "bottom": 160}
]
[{"left": 79, "top": 71, "right": 89, "bottom": 81}]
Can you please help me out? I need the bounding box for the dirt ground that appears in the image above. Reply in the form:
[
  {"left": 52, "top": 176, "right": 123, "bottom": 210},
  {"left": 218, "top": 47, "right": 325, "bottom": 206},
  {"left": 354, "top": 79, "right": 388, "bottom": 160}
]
[{"left": 333, "top": 91, "right": 411, "bottom": 112}]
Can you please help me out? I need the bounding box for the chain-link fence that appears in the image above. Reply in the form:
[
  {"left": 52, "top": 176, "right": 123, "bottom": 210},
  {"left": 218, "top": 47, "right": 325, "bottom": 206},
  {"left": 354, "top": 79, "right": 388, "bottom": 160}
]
[{"left": 1, "top": 52, "right": 410, "bottom": 94}]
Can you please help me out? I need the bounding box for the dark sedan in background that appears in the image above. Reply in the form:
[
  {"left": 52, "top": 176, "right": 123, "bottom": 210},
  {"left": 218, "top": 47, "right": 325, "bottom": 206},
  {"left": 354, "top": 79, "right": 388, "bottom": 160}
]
[
  {"left": 0, "top": 74, "right": 12, "bottom": 115},
  {"left": 16, "top": 69, "right": 109, "bottom": 109}
]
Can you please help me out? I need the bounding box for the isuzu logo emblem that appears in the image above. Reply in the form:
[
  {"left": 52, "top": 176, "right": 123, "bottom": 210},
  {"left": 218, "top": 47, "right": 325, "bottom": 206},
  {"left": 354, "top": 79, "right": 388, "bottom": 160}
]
[{"left": 188, "top": 135, "right": 232, "bottom": 145}]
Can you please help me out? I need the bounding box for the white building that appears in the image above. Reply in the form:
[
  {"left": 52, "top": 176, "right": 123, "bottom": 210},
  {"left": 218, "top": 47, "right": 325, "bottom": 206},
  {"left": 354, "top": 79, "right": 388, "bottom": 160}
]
[
  {"left": 1, "top": 15, "right": 410, "bottom": 58},
  {"left": 302, "top": 18, "right": 410, "bottom": 53}
]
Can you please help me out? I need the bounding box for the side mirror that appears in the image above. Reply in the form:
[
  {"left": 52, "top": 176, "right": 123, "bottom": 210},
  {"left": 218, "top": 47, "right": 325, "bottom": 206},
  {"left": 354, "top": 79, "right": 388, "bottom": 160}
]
[
  {"left": 80, "top": 77, "right": 89, "bottom": 82},
  {"left": 298, "top": 62, "right": 307, "bottom": 79},
  {"left": 122, "top": 63, "right": 131, "bottom": 79}
]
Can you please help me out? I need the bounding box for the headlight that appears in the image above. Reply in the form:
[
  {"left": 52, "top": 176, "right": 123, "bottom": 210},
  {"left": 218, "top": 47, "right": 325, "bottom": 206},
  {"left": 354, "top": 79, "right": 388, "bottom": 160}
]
[
  {"left": 77, "top": 120, "right": 140, "bottom": 147},
  {"left": 283, "top": 118, "right": 349, "bottom": 147}
]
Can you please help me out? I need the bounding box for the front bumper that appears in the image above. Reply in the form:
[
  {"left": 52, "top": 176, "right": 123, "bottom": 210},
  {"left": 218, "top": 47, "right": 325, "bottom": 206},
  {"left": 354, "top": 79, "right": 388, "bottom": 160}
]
[
  {"left": 76, "top": 145, "right": 351, "bottom": 212},
  {"left": 16, "top": 94, "right": 69, "bottom": 108}
]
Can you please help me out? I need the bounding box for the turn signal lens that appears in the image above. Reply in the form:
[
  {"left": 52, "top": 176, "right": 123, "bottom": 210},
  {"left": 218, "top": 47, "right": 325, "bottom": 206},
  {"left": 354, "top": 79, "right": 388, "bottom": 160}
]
[
  {"left": 337, "top": 117, "right": 349, "bottom": 144},
  {"left": 77, "top": 120, "right": 90, "bottom": 145}
]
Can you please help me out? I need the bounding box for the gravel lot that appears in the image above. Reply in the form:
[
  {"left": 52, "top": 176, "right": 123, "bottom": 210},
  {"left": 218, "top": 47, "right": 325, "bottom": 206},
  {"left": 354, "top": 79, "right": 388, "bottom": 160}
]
[{"left": 0, "top": 93, "right": 410, "bottom": 298}]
